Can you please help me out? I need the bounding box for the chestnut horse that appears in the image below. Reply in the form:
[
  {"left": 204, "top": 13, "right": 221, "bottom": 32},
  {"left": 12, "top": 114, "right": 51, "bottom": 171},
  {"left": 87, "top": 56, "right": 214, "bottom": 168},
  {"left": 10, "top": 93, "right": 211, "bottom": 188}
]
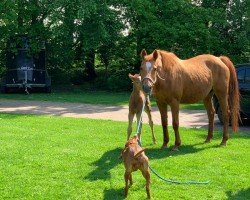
[
  {"left": 140, "top": 49, "right": 240, "bottom": 150},
  {"left": 127, "top": 73, "right": 156, "bottom": 144}
]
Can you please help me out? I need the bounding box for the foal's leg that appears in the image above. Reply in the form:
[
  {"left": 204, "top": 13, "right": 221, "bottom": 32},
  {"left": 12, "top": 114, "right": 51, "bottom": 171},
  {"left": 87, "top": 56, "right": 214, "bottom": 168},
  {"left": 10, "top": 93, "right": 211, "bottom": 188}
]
[
  {"left": 127, "top": 112, "right": 134, "bottom": 141},
  {"left": 203, "top": 93, "right": 215, "bottom": 143},
  {"left": 136, "top": 112, "right": 142, "bottom": 143},
  {"left": 145, "top": 104, "right": 156, "bottom": 144},
  {"left": 157, "top": 102, "right": 169, "bottom": 148},
  {"left": 170, "top": 101, "right": 181, "bottom": 151}
]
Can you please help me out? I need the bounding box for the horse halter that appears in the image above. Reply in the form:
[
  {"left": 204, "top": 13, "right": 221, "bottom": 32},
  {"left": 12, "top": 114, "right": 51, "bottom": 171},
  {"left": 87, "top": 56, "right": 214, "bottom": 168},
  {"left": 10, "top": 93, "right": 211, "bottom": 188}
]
[
  {"left": 141, "top": 76, "right": 156, "bottom": 86},
  {"left": 142, "top": 71, "right": 166, "bottom": 94},
  {"left": 141, "top": 61, "right": 166, "bottom": 94},
  {"left": 141, "top": 75, "right": 156, "bottom": 95}
]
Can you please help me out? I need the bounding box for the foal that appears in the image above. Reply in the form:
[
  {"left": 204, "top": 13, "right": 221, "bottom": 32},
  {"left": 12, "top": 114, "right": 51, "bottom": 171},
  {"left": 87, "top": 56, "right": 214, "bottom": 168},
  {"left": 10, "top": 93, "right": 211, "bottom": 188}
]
[{"left": 127, "top": 73, "right": 156, "bottom": 144}]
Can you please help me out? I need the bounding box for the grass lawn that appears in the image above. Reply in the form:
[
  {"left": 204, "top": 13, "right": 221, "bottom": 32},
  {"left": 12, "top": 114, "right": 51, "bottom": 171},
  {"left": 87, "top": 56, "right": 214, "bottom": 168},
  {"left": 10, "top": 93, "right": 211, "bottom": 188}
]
[
  {"left": 0, "top": 113, "right": 249, "bottom": 199},
  {"left": 0, "top": 89, "right": 130, "bottom": 106},
  {"left": 0, "top": 85, "right": 205, "bottom": 110}
]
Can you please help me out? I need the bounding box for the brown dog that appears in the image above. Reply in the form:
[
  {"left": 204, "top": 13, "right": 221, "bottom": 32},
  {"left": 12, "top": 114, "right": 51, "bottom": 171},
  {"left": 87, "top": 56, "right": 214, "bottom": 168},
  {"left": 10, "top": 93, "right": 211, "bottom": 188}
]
[
  {"left": 120, "top": 135, "right": 151, "bottom": 198},
  {"left": 127, "top": 73, "right": 155, "bottom": 144}
]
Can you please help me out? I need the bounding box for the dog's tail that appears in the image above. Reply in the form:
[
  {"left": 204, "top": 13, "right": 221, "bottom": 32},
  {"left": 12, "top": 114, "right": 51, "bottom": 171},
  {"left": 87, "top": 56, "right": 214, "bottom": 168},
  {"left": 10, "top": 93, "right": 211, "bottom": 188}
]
[{"left": 134, "top": 148, "right": 146, "bottom": 158}]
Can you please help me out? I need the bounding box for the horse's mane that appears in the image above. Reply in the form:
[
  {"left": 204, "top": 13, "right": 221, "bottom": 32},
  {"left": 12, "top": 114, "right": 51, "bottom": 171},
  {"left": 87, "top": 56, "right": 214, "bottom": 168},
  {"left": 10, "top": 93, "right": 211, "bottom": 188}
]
[
  {"left": 158, "top": 50, "right": 179, "bottom": 59},
  {"left": 158, "top": 50, "right": 180, "bottom": 70}
]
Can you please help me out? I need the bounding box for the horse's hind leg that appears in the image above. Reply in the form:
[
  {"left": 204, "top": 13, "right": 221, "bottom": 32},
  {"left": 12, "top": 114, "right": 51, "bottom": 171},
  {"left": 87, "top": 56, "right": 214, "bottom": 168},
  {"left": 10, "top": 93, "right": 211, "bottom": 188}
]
[
  {"left": 145, "top": 105, "right": 156, "bottom": 144},
  {"left": 215, "top": 91, "right": 230, "bottom": 146},
  {"left": 203, "top": 92, "right": 215, "bottom": 143}
]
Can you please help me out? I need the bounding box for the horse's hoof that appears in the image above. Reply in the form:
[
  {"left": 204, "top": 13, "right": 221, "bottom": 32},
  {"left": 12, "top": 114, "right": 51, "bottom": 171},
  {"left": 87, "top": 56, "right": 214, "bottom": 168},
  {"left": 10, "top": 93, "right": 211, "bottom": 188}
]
[
  {"left": 204, "top": 139, "right": 211, "bottom": 143},
  {"left": 220, "top": 142, "right": 227, "bottom": 147},
  {"left": 161, "top": 144, "right": 168, "bottom": 149},
  {"left": 171, "top": 146, "right": 179, "bottom": 151}
]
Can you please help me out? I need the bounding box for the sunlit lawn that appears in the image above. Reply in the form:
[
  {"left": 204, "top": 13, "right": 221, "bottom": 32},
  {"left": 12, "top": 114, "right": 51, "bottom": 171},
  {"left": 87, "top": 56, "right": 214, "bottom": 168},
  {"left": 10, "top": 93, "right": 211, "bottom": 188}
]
[
  {"left": 0, "top": 88, "right": 130, "bottom": 106},
  {"left": 0, "top": 113, "right": 249, "bottom": 199},
  {"left": 0, "top": 85, "right": 205, "bottom": 110}
]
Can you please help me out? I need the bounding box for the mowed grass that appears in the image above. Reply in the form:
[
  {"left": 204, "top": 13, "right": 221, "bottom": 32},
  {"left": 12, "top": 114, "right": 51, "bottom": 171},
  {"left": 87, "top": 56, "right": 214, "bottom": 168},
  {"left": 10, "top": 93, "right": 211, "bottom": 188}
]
[
  {"left": 0, "top": 86, "right": 205, "bottom": 109},
  {"left": 0, "top": 113, "right": 249, "bottom": 199},
  {"left": 0, "top": 90, "right": 130, "bottom": 106}
]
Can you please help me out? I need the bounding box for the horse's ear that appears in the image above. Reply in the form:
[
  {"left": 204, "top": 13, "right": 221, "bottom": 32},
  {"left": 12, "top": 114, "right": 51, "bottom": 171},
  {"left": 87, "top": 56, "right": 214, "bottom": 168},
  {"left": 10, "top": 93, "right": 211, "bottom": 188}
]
[
  {"left": 140, "top": 49, "right": 147, "bottom": 59},
  {"left": 153, "top": 50, "right": 158, "bottom": 60}
]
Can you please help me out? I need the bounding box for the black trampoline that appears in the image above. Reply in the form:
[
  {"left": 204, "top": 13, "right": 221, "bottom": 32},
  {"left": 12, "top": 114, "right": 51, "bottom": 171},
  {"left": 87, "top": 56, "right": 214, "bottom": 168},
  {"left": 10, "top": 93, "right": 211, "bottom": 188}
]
[{"left": 1, "top": 35, "right": 51, "bottom": 94}]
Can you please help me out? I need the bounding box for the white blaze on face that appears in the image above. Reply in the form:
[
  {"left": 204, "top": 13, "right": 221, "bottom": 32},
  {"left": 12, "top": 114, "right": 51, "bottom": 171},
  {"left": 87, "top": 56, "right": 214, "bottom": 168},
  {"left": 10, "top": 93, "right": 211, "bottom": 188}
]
[{"left": 145, "top": 62, "right": 152, "bottom": 72}]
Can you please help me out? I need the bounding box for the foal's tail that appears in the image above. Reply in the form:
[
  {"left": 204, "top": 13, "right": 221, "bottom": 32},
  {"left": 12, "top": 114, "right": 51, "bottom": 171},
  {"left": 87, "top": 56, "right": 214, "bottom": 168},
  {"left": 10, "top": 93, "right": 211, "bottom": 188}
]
[{"left": 220, "top": 56, "right": 240, "bottom": 132}]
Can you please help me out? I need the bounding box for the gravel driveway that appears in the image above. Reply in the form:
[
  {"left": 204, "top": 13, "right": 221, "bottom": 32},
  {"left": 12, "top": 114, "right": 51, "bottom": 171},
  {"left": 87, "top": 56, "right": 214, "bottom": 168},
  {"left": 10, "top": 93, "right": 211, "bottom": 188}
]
[{"left": 0, "top": 99, "right": 249, "bottom": 132}]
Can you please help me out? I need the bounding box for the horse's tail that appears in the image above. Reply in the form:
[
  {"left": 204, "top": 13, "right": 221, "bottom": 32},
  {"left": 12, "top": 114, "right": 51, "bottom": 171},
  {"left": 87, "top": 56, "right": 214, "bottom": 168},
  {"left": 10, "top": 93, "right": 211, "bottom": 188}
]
[{"left": 219, "top": 56, "right": 240, "bottom": 132}]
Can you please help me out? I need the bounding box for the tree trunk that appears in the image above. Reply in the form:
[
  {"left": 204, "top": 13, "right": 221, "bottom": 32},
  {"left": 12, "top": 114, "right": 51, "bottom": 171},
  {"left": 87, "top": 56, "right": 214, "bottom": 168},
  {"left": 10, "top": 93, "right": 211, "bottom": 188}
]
[{"left": 85, "top": 49, "right": 96, "bottom": 81}]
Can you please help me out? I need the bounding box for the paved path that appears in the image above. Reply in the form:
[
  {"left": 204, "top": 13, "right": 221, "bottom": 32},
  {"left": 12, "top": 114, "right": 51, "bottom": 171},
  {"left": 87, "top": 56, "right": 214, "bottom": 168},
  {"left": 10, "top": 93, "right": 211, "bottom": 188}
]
[{"left": 0, "top": 99, "right": 249, "bottom": 132}]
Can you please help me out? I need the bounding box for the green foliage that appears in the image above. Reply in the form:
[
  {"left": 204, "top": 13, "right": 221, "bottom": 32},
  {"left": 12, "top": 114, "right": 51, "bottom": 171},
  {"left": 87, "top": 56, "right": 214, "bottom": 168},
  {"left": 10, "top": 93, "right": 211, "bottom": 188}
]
[
  {"left": 107, "top": 70, "right": 131, "bottom": 91},
  {"left": 0, "top": 0, "right": 249, "bottom": 88},
  {"left": 0, "top": 113, "right": 249, "bottom": 199}
]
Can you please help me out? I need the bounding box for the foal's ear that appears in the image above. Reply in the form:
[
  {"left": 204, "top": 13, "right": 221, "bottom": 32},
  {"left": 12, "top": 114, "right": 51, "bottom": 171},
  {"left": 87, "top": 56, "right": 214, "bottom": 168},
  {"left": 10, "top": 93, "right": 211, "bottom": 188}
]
[
  {"left": 153, "top": 49, "right": 159, "bottom": 60},
  {"left": 140, "top": 49, "right": 147, "bottom": 59},
  {"left": 128, "top": 73, "right": 133, "bottom": 80}
]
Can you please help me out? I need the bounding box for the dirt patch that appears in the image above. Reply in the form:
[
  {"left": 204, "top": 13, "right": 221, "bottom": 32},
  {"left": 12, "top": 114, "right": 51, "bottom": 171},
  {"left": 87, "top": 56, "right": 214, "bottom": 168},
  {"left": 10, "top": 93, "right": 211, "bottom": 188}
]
[{"left": 0, "top": 99, "right": 249, "bottom": 132}]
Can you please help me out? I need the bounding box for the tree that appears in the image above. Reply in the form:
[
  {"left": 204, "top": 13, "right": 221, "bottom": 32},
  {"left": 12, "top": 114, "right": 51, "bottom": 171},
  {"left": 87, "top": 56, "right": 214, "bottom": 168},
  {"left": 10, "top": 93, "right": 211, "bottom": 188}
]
[
  {"left": 0, "top": 0, "right": 248, "bottom": 90},
  {"left": 200, "top": 0, "right": 249, "bottom": 62}
]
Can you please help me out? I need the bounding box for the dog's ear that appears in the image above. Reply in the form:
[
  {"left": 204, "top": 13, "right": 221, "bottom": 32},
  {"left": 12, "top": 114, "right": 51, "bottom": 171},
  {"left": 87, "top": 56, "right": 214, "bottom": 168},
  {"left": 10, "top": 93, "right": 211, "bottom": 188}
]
[
  {"left": 134, "top": 148, "right": 146, "bottom": 158},
  {"left": 120, "top": 147, "right": 128, "bottom": 159}
]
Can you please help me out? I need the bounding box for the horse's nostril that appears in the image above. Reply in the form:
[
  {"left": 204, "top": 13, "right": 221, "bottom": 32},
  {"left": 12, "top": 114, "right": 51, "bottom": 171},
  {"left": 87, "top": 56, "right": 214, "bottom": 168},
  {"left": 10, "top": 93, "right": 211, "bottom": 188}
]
[{"left": 142, "top": 85, "right": 151, "bottom": 94}]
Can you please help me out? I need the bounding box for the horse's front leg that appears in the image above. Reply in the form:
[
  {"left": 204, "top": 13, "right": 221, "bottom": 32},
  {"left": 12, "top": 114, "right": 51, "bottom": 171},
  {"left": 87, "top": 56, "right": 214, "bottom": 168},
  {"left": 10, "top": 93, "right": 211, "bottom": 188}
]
[
  {"left": 157, "top": 102, "right": 169, "bottom": 148},
  {"left": 170, "top": 101, "right": 181, "bottom": 151}
]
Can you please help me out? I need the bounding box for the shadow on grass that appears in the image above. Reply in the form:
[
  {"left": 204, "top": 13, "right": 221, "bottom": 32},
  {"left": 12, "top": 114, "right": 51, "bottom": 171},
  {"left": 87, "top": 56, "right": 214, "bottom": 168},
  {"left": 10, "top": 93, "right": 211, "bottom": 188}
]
[
  {"left": 194, "top": 129, "right": 250, "bottom": 142},
  {"left": 84, "top": 147, "right": 122, "bottom": 181},
  {"left": 226, "top": 188, "right": 250, "bottom": 200},
  {"left": 85, "top": 142, "right": 219, "bottom": 182},
  {"left": 103, "top": 188, "right": 125, "bottom": 200},
  {"left": 0, "top": 113, "right": 32, "bottom": 119},
  {"left": 146, "top": 142, "right": 219, "bottom": 160}
]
